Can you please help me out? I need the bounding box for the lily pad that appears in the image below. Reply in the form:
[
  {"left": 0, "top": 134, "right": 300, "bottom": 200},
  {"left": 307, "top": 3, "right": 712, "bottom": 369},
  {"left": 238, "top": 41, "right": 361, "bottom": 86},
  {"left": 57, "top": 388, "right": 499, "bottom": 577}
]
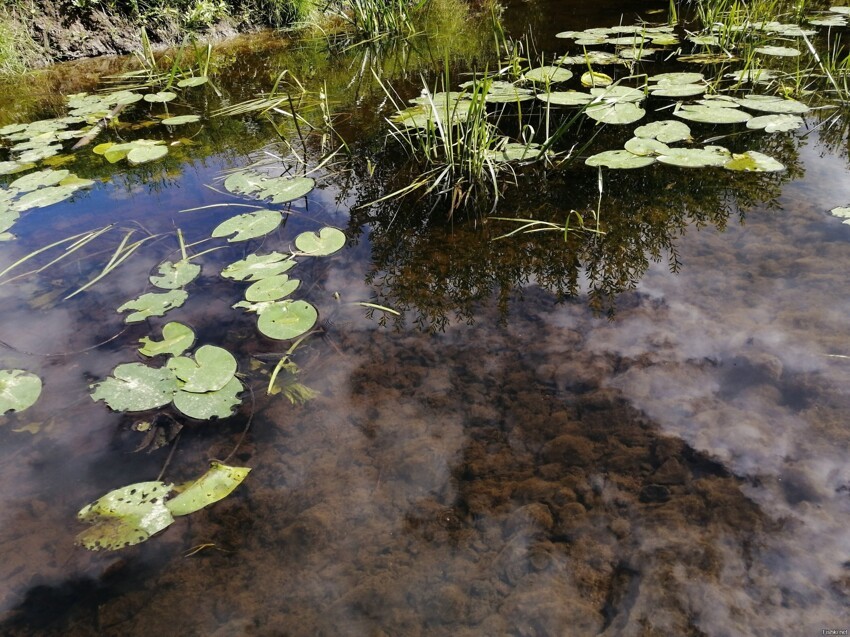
[
  {"left": 581, "top": 71, "right": 613, "bottom": 87},
  {"left": 161, "top": 115, "right": 202, "bottom": 126},
  {"left": 172, "top": 376, "right": 243, "bottom": 420},
  {"left": 212, "top": 209, "right": 282, "bottom": 242},
  {"left": 221, "top": 252, "right": 297, "bottom": 281},
  {"left": 14, "top": 185, "right": 79, "bottom": 211},
  {"left": 585, "top": 150, "right": 655, "bottom": 169},
  {"left": 829, "top": 206, "right": 850, "bottom": 223},
  {"left": 523, "top": 66, "right": 573, "bottom": 83},
  {"left": 0, "top": 161, "right": 35, "bottom": 175},
  {"left": 634, "top": 120, "right": 692, "bottom": 143},
  {"left": 167, "top": 345, "right": 237, "bottom": 393},
  {"left": 127, "top": 144, "right": 168, "bottom": 165},
  {"left": 76, "top": 481, "right": 174, "bottom": 551},
  {"left": 245, "top": 274, "right": 300, "bottom": 302},
  {"left": 138, "top": 322, "right": 195, "bottom": 358},
  {"left": 0, "top": 369, "right": 42, "bottom": 415},
  {"left": 9, "top": 169, "right": 69, "bottom": 193},
  {"left": 144, "top": 91, "right": 177, "bottom": 103},
  {"left": 734, "top": 95, "right": 810, "bottom": 114},
  {"left": 256, "top": 176, "right": 315, "bottom": 204},
  {"left": 723, "top": 151, "right": 785, "bottom": 172},
  {"left": 586, "top": 101, "right": 645, "bottom": 125},
  {"left": 657, "top": 145, "right": 732, "bottom": 168},
  {"left": 491, "top": 142, "right": 544, "bottom": 162},
  {"left": 117, "top": 290, "right": 188, "bottom": 323},
  {"left": 149, "top": 260, "right": 201, "bottom": 289},
  {"left": 754, "top": 45, "right": 801, "bottom": 56},
  {"left": 650, "top": 84, "right": 707, "bottom": 97},
  {"left": 623, "top": 137, "right": 670, "bottom": 156},
  {"left": 90, "top": 363, "right": 178, "bottom": 411},
  {"left": 675, "top": 105, "right": 752, "bottom": 124},
  {"left": 559, "top": 51, "right": 620, "bottom": 65},
  {"left": 165, "top": 462, "right": 251, "bottom": 516},
  {"left": 0, "top": 209, "right": 19, "bottom": 233},
  {"left": 536, "top": 91, "right": 592, "bottom": 106},
  {"left": 746, "top": 113, "right": 805, "bottom": 133},
  {"left": 223, "top": 170, "right": 266, "bottom": 196},
  {"left": 294, "top": 226, "right": 346, "bottom": 256},
  {"left": 257, "top": 300, "right": 318, "bottom": 340},
  {"left": 176, "top": 76, "right": 209, "bottom": 88}
]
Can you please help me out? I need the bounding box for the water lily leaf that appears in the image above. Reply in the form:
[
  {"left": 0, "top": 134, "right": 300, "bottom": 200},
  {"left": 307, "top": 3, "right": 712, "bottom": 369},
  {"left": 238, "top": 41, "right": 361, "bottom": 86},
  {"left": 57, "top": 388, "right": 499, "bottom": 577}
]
[
  {"left": 167, "top": 345, "right": 237, "bottom": 393},
  {"left": 59, "top": 175, "right": 95, "bottom": 189},
  {"left": 581, "top": 71, "right": 613, "bottom": 87},
  {"left": 102, "top": 142, "right": 135, "bottom": 163},
  {"left": 176, "top": 76, "right": 209, "bottom": 88},
  {"left": 223, "top": 170, "right": 266, "bottom": 196},
  {"left": 93, "top": 142, "right": 115, "bottom": 155},
  {"left": 634, "top": 119, "right": 692, "bottom": 143},
  {"left": 76, "top": 481, "right": 174, "bottom": 550},
  {"left": 723, "top": 151, "right": 785, "bottom": 172},
  {"left": 536, "top": 91, "right": 592, "bottom": 106},
  {"left": 0, "top": 232, "right": 14, "bottom": 241},
  {"left": 648, "top": 72, "right": 705, "bottom": 85},
  {"left": 221, "top": 252, "right": 296, "bottom": 281},
  {"left": 650, "top": 84, "right": 707, "bottom": 97},
  {"left": 558, "top": 51, "right": 620, "bottom": 65},
  {"left": 483, "top": 84, "right": 535, "bottom": 103},
  {"left": 0, "top": 161, "right": 35, "bottom": 175},
  {"left": 762, "top": 22, "right": 816, "bottom": 36},
  {"left": 127, "top": 144, "right": 168, "bottom": 165},
  {"left": 144, "top": 91, "right": 177, "bottom": 103},
  {"left": 172, "top": 376, "right": 243, "bottom": 420},
  {"left": 118, "top": 290, "right": 188, "bottom": 323},
  {"left": 256, "top": 176, "right": 315, "bottom": 204},
  {"left": 619, "top": 47, "right": 659, "bottom": 60},
  {"left": 585, "top": 150, "right": 655, "bottom": 169},
  {"left": 650, "top": 34, "right": 680, "bottom": 46},
  {"left": 0, "top": 369, "right": 42, "bottom": 415},
  {"left": 491, "top": 142, "right": 544, "bottom": 162},
  {"left": 590, "top": 86, "right": 645, "bottom": 103},
  {"left": 0, "top": 208, "right": 19, "bottom": 233},
  {"left": 161, "top": 115, "right": 201, "bottom": 126},
  {"left": 212, "top": 209, "right": 282, "bottom": 242},
  {"left": 754, "top": 45, "right": 801, "bottom": 56},
  {"left": 523, "top": 66, "right": 573, "bottom": 83},
  {"left": 829, "top": 206, "right": 850, "bottom": 223},
  {"left": 746, "top": 113, "right": 805, "bottom": 133},
  {"left": 809, "top": 15, "right": 847, "bottom": 26},
  {"left": 623, "top": 137, "right": 670, "bottom": 156},
  {"left": 734, "top": 95, "right": 810, "bottom": 114},
  {"left": 165, "top": 462, "right": 251, "bottom": 516},
  {"left": 675, "top": 105, "right": 752, "bottom": 124},
  {"left": 111, "top": 91, "right": 144, "bottom": 106},
  {"left": 294, "top": 226, "right": 346, "bottom": 256},
  {"left": 657, "top": 145, "right": 732, "bottom": 167},
  {"left": 90, "top": 363, "right": 178, "bottom": 411},
  {"left": 139, "top": 322, "right": 195, "bottom": 358},
  {"left": 149, "top": 259, "right": 201, "bottom": 289},
  {"left": 0, "top": 123, "right": 26, "bottom": 135},
  {"left": 688, "top": 34, "right": 720, "bottom": 45},
  {"left": 607, "top": 35, "right": 650, "bottom": 45},
  {"left": 14, "top": 185, "right": 79, "bottom": 211},
  {"left": 586, "top": 101, "right": 645, "bottom": 124},
  {"left": 257, "top": 300, "right": 318, "bottom": 340},
  {"left": 725, "top": 68, "right": 780, "bottom": 84},
  {"left": 18, "top": 145, "right": 61, "bottom": 163},
  {"left": 830, "top": 6, "right": 850, "bottom": 15},
  {"left": 245, "top": 274, "right": 300, "bottom": 302},
  {"left": 8, "top": 169, "right": 69, "bottom": 193}
]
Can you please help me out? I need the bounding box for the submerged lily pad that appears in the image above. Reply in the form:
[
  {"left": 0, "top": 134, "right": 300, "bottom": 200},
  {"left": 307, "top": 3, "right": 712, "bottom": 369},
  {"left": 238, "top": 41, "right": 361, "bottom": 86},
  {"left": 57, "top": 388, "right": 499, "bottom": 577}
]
[
  {"left": 76, "top": 481, "right": 174, "bottom": 551},
  {"left": 0, "top": 369, "right": 42, "bottom": 415},
  {"left": 90, "top": 363, "right": 178, "bottom": 411},
  {"left": 221, "top": 252, "right": 297, "bottom": 281},
  {"left": 256, "top": 300, "right": 318, "bottom": 340},
  {"left": 168, "top": 345, "right": 237, "bottom": 393},
  {"left": 172, "top": 376, "right": 243, "bottom": 420},
  {"left": 723, "top": 151, "right": 785, "bottom": 172},
  {"left": 149, "top": 260, "right": 201, "bottom": 289},
  {"left": 245, "top": 274, "right": 300, "bottom": 302},
  {"left": 139, "top": 322, "right": 195, "bottom": 358},
  {"left": 118, "top": 290, "right": 188, "bottom": 323},
  {"left": 585, "top": 150, "right": 655, "bottom": 169},
  {"left": 294, "top": 227, "right": 346, "bottom": 256},
  {"left": 165, "top": 462, "right": 251, "bottom": 516},
  {"left": 212, "top": 209, "right": 283, "bottom": 242}
]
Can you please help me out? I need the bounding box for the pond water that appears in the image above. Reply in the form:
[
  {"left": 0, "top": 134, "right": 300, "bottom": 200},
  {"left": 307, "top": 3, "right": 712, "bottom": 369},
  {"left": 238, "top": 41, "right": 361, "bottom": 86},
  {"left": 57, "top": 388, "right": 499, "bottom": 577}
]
[{"left": 1, "top": 0, "right": 850, "bottom": 635}]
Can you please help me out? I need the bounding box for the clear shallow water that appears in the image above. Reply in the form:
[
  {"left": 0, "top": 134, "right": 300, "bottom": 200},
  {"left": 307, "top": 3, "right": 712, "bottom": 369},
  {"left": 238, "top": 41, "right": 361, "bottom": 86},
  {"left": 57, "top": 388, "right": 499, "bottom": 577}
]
[{"left": 1, "top": 2, "right": 850, "bottom": 635}]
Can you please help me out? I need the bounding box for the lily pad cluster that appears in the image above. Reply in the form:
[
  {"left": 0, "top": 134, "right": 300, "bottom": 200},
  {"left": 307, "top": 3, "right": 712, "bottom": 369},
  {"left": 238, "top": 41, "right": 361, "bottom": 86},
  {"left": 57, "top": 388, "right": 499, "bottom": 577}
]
[{"left": 75, "top": 462, "right": 250, "bottom": 550}]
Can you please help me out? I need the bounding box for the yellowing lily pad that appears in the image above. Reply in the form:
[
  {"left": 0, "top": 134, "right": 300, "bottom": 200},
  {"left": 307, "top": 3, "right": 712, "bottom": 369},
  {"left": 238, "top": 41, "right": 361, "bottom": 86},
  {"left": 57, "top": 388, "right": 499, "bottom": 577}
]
[{"left": 165, "top": 462, "right": 251, "bottom": 516}]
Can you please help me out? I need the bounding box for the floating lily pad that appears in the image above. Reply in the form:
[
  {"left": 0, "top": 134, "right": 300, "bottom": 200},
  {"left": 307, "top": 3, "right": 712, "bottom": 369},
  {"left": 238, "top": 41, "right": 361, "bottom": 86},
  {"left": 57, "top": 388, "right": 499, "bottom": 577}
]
[
  {"left": 9, "top": 169, "right": 69, "bottom": 193},
  {"left": 734, "top": 95, "right": 810, "bottom": 114},
  {"left": 590, "top": 86, "right": 645, "bottom": 103},
  {"left": 587, "top": 101, "right": 645, "bottom": 125},
  {"left": 754, "top": 45, "right": 801, "bottom": 56},
  {"left": 724, "top": 151, "right": 785, "bottom": 172},
  {"left": 149, "top": 260, "right": 201, "bottom": 289},
  {"left": 118, "top": 290, "right": 188, "bottom": 323},
  {"left": 523, "top": 66, "right": 573, "bottom": 83},
  {"left": 295, "top": 226, "right": 346, "bottom": 256},
  {"left": 585, "top": 150, "right": 655, "bottom": 169},
  {"left": 829, "top": 206, "right": 850, "bottom": 223},
  {"left": 165, "top": 462, "right": 251, "bottom": 516},
  {"left": 491, "top": 142, "right": 544, "bottom": 162},
  {"left": 624, "top": 137, "right": 670, "bottom": 156},
  {"left": 0, "top": 161, "right": 35, "bottom": 175},
  {"left": 257, "top": 300, "right": 318, "bottom": 340},
  {"left": 634, "top": 119, "right": 692, "bottom": 143},
  {"left": 176, "top": 76, "right": 209, "bottom": 88},
  {"left": 256, "top": 176, "right": 315, "bottom": 204},
  {"left": 0, "top": 209, "right": 19, "bottom": 233},
  {"left": 581, "top": 71, "right": 613, "bottom": 87},
  {"left": 651, "top": 83, "right": 707, "bottom": 97},
  {"left": 144, "top": 91, "right": 177, "bottom": 103},
  {"left": 76, "top": 481, "right": 174, "bottom": 551},
  {"left": 223, "top": 170, "right": 266, "bottom": 195},
  {"left": 138, "top": 322, "right": 195, "bottom": 358},
  {"left": 536, "top": 91, "right": 592, "bottom": 106},
  {"left": 212, "top": 209, "right": 282, "bottom": 242},
  {"left": 675, "top": 105, "right": 752, "bottom": 124},
  {"left": 221, "top": 252, "right": 297, "bottom": 281},
  {"left": 14, "top": 185, "right": 79, "bottom": 211},
  {"left": 161, "top": 115, "right": 201, "bottom": 126},
  {"left": 746, "top": 113, "right": 805, "bottom": 133},
  {"left": 168, "top": 345, "right": 237, "bottom": 393},
  {"left": 0, "top": 369, "right": 42, "bottom": 415},
  {"left": 559, "top": 51, "right": 620, "bottom": 65},
  {"left": 619, "top": 47, "right": 659, "bottom": 60},
  {"left": 725, "top": 68, "right": 780, "bottom": 84},
  {"left": 172, "top": 375, "right": 243, "bottom": 420},
  {"left": 127, "top": 144, "right": 168, "bottom": 165},
  {"left": 657, "top": 145, "right": 732, "bottom": 167},
  {"left": 245, "top": 274, "right": 300, "bottom": 302},
  {"left": 90, "top": 363, "right": 178, "bottom": 411}
]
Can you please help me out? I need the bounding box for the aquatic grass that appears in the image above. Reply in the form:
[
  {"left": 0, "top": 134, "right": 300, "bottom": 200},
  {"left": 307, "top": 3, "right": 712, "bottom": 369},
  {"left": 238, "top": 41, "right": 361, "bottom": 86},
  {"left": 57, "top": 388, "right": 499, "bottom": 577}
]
[{"left": 327, "top": 0, "right": 427, "bottom": 43}]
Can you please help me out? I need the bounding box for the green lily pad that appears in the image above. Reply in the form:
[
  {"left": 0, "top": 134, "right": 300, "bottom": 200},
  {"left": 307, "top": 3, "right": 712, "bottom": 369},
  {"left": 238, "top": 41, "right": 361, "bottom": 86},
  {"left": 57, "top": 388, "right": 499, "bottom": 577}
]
[
  {"left": 0, "top": 208, "right": 19, "bottom": 233},
  {"left": 165, "top": 462, "right": 251, "bottom": 516},
  {"left": 176, "top": 76, "right": 209, "bottom": 88},
  {"left": 650, "top": 84, "right": 707, "bottom": 97},
  {"left": 657, "top": 145, "right": 732, "bottom": 167},
  {"left": 829, "top": 206, "right": 850, "bottom": 223},
  {"left": 244, "top": 274, "right": 300, "bottom": 302},
  {"left": 586, "top": 101, "right": 645, "bottom": 125},
  {"left": 144, "top": 91, "right": 177, "bottom": 103},
  {"left": 118, "top": 290, "right": 188, "bottom": 323},
  {"left": 294, "top": 226, "right": 346, "bottom": 256},
  {"left": 139, "top": 322, "right": 196, "bottom": 358},
  {"left": 172, "top": 376, "right": 243, "bottom": 420},
  {"left": 0, "top": 369, "right": 42, "bottom": 415},
  {"left": 256, "top": 176, "right": 315, "bottom": 204},
  {"left": 734, "top": 95, "right": 810, "bottom": 114},
  {"left": 590, "top": 86, "right": 645, "bottom": 103},
  {"left": 491, "top": 142, "right": 544, "bottom": 162},
  {"left": 648, "top": 72, "right": 705, "bottom": 85},
  {"left": 675, "top": 105, "right": 752, "bottom": 124},
  {"left": 221, "top": 252, "right": 296, "bottom": 282},
  {"left": 0, "top": 161, "right": 36, "bottom": 175},
  {"left": 585, "top": 150, "right": 655, "bottom": 169},
  {"left": 149, "top": 259, "right": 201, "bottom": 289},
  {"left": 559, "top": 51, "right": 620, "bottom": 65},
  {"left": 14, "top": 185, "right": 79, "bottom": 211},
  {"left": 212, "top": 209, "right": 283, "bottom": 242},
  {"left": 623, "top": 137, "right": 670, "bottom": 156},
  {"left": 257, "top": 300, "right": 318, "bottom": 340},
  {"left": 746, "top": 113, "right": 805, "bottom": 133},
  {"left": 9, "top": 169, "right": 69, "bottom": 193},
  {"left": 90, "top": 363, "right": 178, "bottom": 411},
  {"left": 524, "top": 66, "right": 573, "bottom": 83},
  {"left": 723, "top": 151, "right": 785, "bottom": 172},
  {"left": 619, "top": 47, "right": 659, "bottom": 60},
  {"left": 127, "top": 144, "right": 168, "bottom": 165},
  {"left": 754, "top": 45, "right": 801, "bottom": 56},
  {"left": 536, "top": 91, "right": 592, "bottom": 106},
  {"left": 223, "top": 170, "right": 266, "bottom": 196},
  {"left": 161, "top": 115, "right": 201, "bottom": 126},
  {"left": 634, "top": 120, "right": 692, "bottom": 143},
  {"left": 76, "top": 481, "right": 174, "bottom": 551},
  {"left": 725, "top": 69, "right": 780, "bottom": 84},
  {"left": 18, "top": 145, "right": 61, "bottom": 163},
  {"left": 167, "top": 345, "right": 237, "bottom": 393}
]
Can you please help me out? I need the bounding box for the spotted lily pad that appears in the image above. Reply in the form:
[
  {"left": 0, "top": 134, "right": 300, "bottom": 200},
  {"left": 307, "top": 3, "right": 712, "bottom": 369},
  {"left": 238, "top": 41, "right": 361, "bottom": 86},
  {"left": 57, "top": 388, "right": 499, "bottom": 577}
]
[
  {"left": 172, "top": 376, "right": 243, "bottom": 420},
  {"left": 257, "top": 300, "right": 318, "bottom": 340},
  {"left": 723, "top": 151, "right": 785, "bottom": 172},
  {"left": 118, "top": 290, "right": 189, "bottom": 323},
  {"left": 212, "top": 210, "right": 283, "bottom": 242},
  {"left": 167, "top": 345, "right": 237, "bottom": 393},
  {"left": 221, "top": 252, "right": 297, "bottom": 281},
  {"left": 294, "top": 227, "right": 346, "bottom": 256},
  {"left": 138, "top": 322, "right": 196, "bottom": 358},
  {"left": 245, "top": 274, "right": 300, "bottom": 302},
  {"left": 165, "top": 462, "right": 251, "bottom": 516},
  {"left": 76, "top": 481, "right": 174, "bottom": 551},
  {"left": 0, "top": 369, "right": 42, "bottom": 415},
  {"left": 90, "top": 363, "right": 178, "bottom": 411},
  {"left": 149, "top": 260, "right": 201, "bottom": 289}
]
